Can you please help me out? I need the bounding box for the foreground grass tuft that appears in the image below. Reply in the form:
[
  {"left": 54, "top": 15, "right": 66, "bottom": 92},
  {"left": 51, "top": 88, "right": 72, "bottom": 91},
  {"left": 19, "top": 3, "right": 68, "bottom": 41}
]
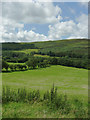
[{"left": 2, "top": 85, "right": 88, "bottom": 118}]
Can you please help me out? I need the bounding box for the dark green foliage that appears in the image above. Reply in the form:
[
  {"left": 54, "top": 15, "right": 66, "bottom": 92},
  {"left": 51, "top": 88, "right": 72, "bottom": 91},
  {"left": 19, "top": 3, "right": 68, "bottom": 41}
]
[
  {"left": 38, "top": 60, "right": 50, "bottom": 68},
  {"left": 2, "top": 51, "right": 29, "bottom": 63},
  {"left": 34, "top": 39, "right": 88, "bottom": 59},
  {"left": 9, "top": 64, "right": 14, "bottom": 71},
  {"left": 2, "top": 62, "right": 28, "bottom": 72},
  {"left": 2, "top": 43, "right": 37, "bottom": 50},
  {"left": 26, "top": 57, "right": 38, "bottom": 69},
  {"left": 27, "top": 90, "right": 40, "bottom": 103},
  {"left": 50, "top": 57, "right": 58, "bottom": 65},
  {"left": 2, "top": 60, "right": 9, "bottom": 71},
  {"left": 43, "top": 85, "right": 71, "bottom": 113},
  {"left": 2, "top": 39, "right": 89, "bottom": 69}
]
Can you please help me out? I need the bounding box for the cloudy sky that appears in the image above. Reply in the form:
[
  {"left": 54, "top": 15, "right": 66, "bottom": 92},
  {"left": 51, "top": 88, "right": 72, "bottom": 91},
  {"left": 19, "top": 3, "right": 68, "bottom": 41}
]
[{"left": 0, "top": 1, "right": 88, "bottom": 42}]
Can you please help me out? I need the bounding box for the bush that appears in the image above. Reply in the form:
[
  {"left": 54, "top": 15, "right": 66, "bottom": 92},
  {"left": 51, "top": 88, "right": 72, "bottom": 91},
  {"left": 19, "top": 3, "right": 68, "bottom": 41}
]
[
  {"left": 2, "top": 60, "right": 9, "bottom": 71},
  {"left": 26, "top": 57, "right": 38, "bottom": 69}
]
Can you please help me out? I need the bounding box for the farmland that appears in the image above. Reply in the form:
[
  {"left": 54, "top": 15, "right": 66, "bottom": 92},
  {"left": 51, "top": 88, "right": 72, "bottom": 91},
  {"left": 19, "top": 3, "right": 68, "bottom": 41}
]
[
  {"left": 2, "top": 39, "right": 89, "bottom": 118},
  {"left": 2, "top": 65, "right": 88, "bottom": 118},
  {"left": 2, "top": 39, "right": 89, "bottom": 69},
  {"left": 2, "top": 65, "right": 88, "bottom": 99}
]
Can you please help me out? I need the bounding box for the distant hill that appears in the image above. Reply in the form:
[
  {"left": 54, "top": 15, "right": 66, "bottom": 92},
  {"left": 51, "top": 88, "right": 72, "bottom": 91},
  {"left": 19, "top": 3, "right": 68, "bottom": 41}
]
[
  {"left": 2, "top": 39, "right": 89, "bottom": 69},
  {"left": 2, "top": 39, "right": 88, "bottom": 58},
  {"left": 34, "top": 39, "right": 88, "bottom": 57}
]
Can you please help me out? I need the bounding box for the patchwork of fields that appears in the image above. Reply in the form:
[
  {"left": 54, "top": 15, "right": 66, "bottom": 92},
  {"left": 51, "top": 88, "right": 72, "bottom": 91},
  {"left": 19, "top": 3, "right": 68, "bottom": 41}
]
[{"left": 2, "top": 39, "right": 89, "bottom": 118}]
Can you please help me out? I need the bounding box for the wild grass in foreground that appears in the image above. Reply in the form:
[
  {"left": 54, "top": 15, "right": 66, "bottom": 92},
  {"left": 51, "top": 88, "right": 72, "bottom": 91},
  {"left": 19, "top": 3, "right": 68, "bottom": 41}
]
[{"left": 2, "top": 85, "right": 88, "bottom": 118}]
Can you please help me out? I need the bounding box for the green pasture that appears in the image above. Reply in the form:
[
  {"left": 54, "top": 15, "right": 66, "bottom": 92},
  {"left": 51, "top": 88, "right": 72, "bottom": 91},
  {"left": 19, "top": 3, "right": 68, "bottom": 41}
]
[
  {"left": 3, "top": 49, "right": 39, "bottom": 54},
  {"left": 2, "top": 65, "right": 88, "bottom": 101},
  {"left": 34, "top": 54, "right": 49, "bottom": 57},
  {"left": 8, "top": 62, "right": 25, "bottom": 65},
  {"left": 13, "top": 49, "right": 38, "bottom": 54},
  {"left": 3, "top": 102, "right": 88, "bottom": 118}
]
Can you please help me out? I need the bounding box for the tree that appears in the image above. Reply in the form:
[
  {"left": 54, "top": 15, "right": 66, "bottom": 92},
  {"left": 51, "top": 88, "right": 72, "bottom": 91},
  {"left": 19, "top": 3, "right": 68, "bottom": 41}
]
[
  {"left": 50, "top": 57, "right": 58, "bottom": 65},
  {"left": 2, "top": 60, "right": 9, "bottom": 71},
  {"left": 9, "top": 64, "right": 14, "bottom": 71},
  {"left": 26, "top": 57, "right": 38, "bottom": 69}
]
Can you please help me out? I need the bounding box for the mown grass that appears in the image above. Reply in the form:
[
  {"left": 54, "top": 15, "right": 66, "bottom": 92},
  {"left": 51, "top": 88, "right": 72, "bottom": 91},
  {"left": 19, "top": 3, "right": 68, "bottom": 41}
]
[
  {"left": 8, "top": 62, "right": 26, "bottom": 65},
  {"left": 4, "top": 49, "right": 39, "bottom": 54},
  {"left": 14, "top": 49, "right": 39, "bottom": 54},
  {"left": 2, "top": 65, "right": 88, "bottom": 101},
  {"left": 2, "top": 65, "right": 88, "bottom": 118},
  {"left": 2, "top": 86, "right": 88, "bottom": 118},
  {"left": 34, "top": 54, "right": 49, "bottom": 58}
]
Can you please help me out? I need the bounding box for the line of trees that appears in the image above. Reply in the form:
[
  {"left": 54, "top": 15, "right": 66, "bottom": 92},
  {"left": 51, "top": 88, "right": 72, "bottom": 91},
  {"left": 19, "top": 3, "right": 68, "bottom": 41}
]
[
  {"left": 2, "top": 58, "right": 50, "bottom": 72},
  {"left": 35, "top": 50, "right": 88, "bottom": 59},
  {"left": 2, "top": 60, "right": 27, "bottom": 72},
  {"left": 2, "top": 51, "right": 29, "bottom": 63},
  {"left": 2, "top": 55, "right": 89, "bottom": 72}
]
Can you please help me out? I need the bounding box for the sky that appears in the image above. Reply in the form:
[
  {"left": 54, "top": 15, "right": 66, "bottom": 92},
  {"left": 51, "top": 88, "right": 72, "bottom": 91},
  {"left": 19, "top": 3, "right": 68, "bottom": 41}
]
[{"left": 0, "top": 1, "right": 88, "bottom": 42}]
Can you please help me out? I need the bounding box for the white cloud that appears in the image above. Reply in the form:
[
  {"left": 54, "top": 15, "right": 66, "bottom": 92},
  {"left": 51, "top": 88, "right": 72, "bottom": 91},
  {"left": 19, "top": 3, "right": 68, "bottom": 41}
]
[
  {"left": 0, "top": 2, "right": 88, "bottom": 42},
  {"left": 1, "top": 1, "right": 62, "bottom": 42},
  {"left": 48, "top": 13, "right": 88, "bottom": 40},
  {"left": 17, "top": 30, "right": 47, "bottom": 42},
  {"left": 48, "top": 20, "right": 77, "bottom": 40},
  {"left": 1, "top": 29, "right": 48, "bottom": 42},
  {"left": 2, "top": 2, "right": 62, "bottom": 24},
  {"left": 1, "top": 13, "right": 88, "bottom": 42}
]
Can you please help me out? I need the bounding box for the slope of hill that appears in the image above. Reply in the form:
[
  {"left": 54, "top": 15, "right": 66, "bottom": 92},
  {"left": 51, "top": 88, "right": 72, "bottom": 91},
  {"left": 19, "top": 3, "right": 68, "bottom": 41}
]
[
  {"left": 2, "top": 39, "right": 88, "bottom": 56},
  {"left": 34, "top": 39, "right": 88, "bottom": 58},
  {"left": 2, "top": 39, "right": 89, "bottom": 69}
]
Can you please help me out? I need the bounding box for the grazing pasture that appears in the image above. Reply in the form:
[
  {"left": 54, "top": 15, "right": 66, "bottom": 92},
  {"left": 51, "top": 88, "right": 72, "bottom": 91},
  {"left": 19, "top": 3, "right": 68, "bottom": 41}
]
[
  {"left": 2, "top": 65, "right": 88, "bottom": 118},
  {"left": 2, "top": 65, "right": 88, "bottom": 100},
  {"left": 2, "top": 39, "right": 88, "bottom": 118}
]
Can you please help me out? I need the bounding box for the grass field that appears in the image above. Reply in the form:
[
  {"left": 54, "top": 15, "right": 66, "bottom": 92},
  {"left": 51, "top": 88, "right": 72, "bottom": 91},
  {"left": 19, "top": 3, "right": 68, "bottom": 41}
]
[
  {"left": 2, "top": 65, "right": 88, "bottom": 118},
  {"left": 3, "top": 101, "right": 88, "bottom": 118},
  {"left": 2, "top": 65, "right": 88, "bottom": 100},
  {"left": 14, "top": 49, "right": 39, "bottom": 54},
  {"left": 34, "top": 54, "right": 49, "bottom": 57},
  {"left": 3, "top": 49, "right": 39, "bottom": 54},
  {"left": 2, "top": 39, "right": 89, "bottom": 118}
]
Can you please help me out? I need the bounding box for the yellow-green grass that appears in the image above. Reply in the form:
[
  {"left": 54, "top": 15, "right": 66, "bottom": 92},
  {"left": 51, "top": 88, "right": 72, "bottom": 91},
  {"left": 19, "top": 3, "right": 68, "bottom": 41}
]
[
  {"left": 2, "top": 65, "right": 88, "bottom": 102},
  {"left": 13, "top": 49, "right": 39, "bottom": 54},
  {"left": 34, "top": 54, "right": 59, "bottom": 58},
  {"left": 7, "top": 62, "right": 25, "bottom": 65},
  {"left": 34, "top": 54, "right": 49, "bottom": 58}
]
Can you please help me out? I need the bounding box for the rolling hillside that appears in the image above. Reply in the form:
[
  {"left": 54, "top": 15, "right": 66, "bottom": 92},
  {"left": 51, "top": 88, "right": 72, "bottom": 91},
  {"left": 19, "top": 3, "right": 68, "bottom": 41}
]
[
  {"left": 2, "top": 39, "right": 89, "bottom": 69},
  {"left": 2, "top": 39, "right": 88, "bottom": 53}
]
